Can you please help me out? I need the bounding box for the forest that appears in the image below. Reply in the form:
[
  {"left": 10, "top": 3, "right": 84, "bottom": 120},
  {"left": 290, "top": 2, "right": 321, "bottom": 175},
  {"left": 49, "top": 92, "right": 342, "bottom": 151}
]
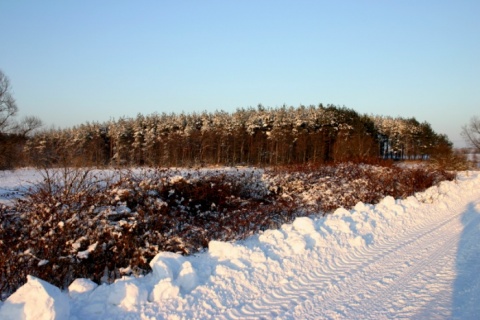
[{"left": 5, "top": 104, "right": 453, "bottom": 169}]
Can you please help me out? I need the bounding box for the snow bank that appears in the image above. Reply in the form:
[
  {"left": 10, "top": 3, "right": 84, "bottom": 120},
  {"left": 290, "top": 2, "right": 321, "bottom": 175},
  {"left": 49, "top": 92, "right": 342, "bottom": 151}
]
[
  {"left": 68, "top": 279, "right": 97, "bottom": 299},
  {"left": 148, "top": 251, "right": 200, "bottom": 299},
  {"left": 0, "top": 276, "right": 70, "bottom": 320},
  {"left": 0, "top": 171, "right": 479, "bottom": 319}
]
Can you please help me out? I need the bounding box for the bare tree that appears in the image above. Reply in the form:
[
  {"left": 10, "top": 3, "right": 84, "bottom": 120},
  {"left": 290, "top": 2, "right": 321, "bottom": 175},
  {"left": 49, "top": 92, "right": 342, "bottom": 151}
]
[
  {"left": 0, "top": 70, "right": 43, "bottom": 168},
  {"left": 0, "top": 70, "right": 18, "bottom": 133},
  {"left": 462, "top": 116, "right": 480, "bottom": 152},
  {"left": 14, "top": 115, "right": 43, "bottom": 137}
]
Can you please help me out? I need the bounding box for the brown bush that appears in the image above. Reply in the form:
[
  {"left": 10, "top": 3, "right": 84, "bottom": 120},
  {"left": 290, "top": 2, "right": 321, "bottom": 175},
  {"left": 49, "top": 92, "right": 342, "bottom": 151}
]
[{"left": 0, "top": 164, "right": 454, "bottom": 300}]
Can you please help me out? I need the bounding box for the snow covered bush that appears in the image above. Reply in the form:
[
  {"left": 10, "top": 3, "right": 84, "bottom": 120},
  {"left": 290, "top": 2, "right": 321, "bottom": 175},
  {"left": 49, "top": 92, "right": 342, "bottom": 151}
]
[
  {"left": 0, "top": 167, "right": 293, "bottom": 299},
  {"left": 267, "top": 163, "right": 454, "bottom": 213},
  {"left": 0, "top": 164, "right": 454, "bottom": 300}
]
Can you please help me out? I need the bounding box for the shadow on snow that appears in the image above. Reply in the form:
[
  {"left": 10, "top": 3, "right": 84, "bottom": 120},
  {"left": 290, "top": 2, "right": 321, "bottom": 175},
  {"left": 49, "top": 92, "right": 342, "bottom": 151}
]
[{"left": 452, "top": 201, "right": 480, "bottom": 319}]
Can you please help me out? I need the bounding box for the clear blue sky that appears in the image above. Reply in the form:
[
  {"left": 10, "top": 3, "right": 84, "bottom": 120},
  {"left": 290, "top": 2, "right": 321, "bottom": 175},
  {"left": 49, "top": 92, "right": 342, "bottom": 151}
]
[{"left": 1, "top": 0, "right": 479, "bottom": 147}]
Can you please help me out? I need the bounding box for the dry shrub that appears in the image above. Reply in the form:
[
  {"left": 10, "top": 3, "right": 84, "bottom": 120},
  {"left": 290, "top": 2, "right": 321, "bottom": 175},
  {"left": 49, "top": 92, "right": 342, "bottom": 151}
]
[
  {"left": 0, "top": 168, "right": 295, "bottom": 299},
  {"left": 0, "top": 164, "right": 454, "bottom": 300},
  {"left": 266, "top": 163, "right": 454, "bottom": 214}
]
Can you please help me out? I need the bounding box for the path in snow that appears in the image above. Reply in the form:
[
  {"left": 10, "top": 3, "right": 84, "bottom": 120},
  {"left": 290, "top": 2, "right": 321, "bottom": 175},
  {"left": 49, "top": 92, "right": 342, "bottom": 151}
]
[{"left": 221, "top": 192, "right": 480, "bottom": 319}]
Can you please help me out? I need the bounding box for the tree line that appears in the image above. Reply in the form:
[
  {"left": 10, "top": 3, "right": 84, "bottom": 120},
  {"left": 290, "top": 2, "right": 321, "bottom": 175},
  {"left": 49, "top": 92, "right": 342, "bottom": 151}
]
[
  {"left": 0, "top": 69, "right": 454, "bottom": 169},
  {"left": 21, "top": 104, "right": 452, "bottom": 168}
]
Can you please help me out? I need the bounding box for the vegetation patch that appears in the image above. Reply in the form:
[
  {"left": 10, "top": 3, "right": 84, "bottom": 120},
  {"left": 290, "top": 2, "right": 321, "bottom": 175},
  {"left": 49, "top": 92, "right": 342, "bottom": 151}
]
[{"left": 0, "top": 164, "right": 454, "bottom": 300}]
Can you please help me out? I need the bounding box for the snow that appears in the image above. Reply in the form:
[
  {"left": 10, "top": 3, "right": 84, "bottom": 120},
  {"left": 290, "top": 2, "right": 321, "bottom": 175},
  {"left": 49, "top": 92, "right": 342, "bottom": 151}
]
[
  {"left": 0, "top": 169, "right": 43, "bottom": 204},
  {"left": 1, "top": 169, "right": 480, "bottom": 319},
  {"left": 76, "top": 242, "right": 98, "bottom": 260},
  {"left": 0, "top": 276, "right": 70, "bottom": 320},
  {"left": 68, "top": 279, "right": 97, "bottom": 299}
]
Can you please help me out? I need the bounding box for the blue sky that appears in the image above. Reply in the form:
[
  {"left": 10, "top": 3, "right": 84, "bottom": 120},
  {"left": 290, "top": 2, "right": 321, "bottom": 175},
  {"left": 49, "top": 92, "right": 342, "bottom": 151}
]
[{"left": 1, "top": 1, "right": 479, "bottom": 147}]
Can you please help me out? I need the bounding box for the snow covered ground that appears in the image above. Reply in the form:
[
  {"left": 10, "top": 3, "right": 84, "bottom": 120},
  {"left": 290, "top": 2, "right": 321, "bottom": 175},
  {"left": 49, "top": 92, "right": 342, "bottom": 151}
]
[
  {"left": 0, "top": 169, "right": 43, "bottom": 205},
  {"left": 1, "top": 169, "right": 480, "bottom": 319}
]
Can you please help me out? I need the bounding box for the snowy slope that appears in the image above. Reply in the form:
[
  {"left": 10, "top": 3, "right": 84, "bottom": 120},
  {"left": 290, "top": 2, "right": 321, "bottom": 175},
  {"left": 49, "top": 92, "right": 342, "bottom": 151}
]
[{"left": 1, "top": 170, "right": 480, "bottom": 319}]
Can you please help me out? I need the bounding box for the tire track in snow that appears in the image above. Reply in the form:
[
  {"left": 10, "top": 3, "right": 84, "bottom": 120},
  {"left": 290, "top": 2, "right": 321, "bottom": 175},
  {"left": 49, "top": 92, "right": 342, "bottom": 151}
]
[
  {"left": 301, "top": 208, "right": 474, "bottom": 319},
  {"left": 292, "top": 200, "right": 480, "bottom": 319},
  {"left": 223, "top": 197, "right": 479, "bottom": 320}
]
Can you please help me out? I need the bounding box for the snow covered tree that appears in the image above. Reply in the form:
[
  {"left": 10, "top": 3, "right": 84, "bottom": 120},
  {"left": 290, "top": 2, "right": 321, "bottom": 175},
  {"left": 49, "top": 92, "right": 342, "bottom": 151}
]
[{"left": 22, "top": 103, "right": 451, "bottom": 167}]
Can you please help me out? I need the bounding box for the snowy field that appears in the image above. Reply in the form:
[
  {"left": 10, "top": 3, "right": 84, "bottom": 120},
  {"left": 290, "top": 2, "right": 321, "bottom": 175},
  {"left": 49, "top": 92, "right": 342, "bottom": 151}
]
[{"left": 1, "top": 169, "right": 480, "bottom": 319}]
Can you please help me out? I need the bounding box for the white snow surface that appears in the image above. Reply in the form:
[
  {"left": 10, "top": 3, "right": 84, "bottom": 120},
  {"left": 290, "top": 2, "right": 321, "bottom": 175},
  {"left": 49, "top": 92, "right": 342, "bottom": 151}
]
[
  {"left": 1, "top": 169, "right": 480, "bottom": 319},
  {"left": 0, "top": 169, "right": 43, "bottom": 204}
]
